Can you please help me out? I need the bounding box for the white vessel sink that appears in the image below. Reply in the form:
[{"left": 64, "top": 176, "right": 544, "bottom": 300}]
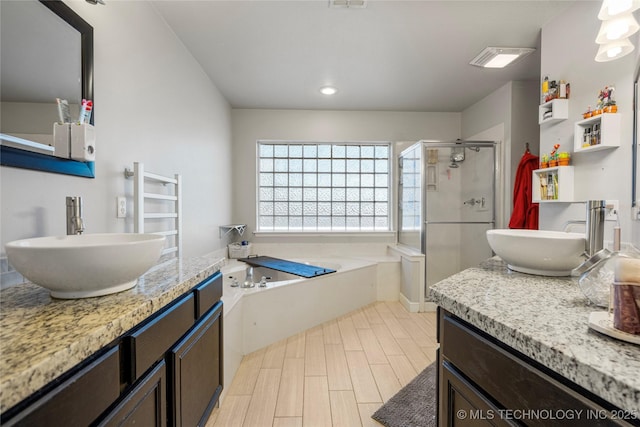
[
  {"left": 5, "top": 233, "right": 166, "bottom": 299},
  {"left": 486, "top": 229, "right": 586, "bottom": 276}
]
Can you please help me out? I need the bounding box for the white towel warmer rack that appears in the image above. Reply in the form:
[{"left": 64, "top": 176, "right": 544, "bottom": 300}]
[{"left": 126, "top": 162, "right": 182, "bottom": 258}]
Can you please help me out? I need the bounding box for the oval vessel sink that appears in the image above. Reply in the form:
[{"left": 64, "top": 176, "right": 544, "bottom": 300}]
[
  {"left": 6, "top": 233, "right": 166, "bottom": 299},
  {"left": 486, "top": 229, "right": 585, "bottom": 276}
]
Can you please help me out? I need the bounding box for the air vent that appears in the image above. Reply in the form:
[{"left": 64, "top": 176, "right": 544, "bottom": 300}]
[
  {"left": 469, "top": 47, "right": 535, "bottom": 68},
  {"left": 329, "top": 0, "right": 366, "bottom": 8}
]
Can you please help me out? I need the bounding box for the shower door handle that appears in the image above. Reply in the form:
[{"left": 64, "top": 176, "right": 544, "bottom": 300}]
[
  {"left": 425, "top": 221, "right": 495, "bottom": 225},
  {"left": 463, "top": 197, "right": 485, "bottom": 207}
]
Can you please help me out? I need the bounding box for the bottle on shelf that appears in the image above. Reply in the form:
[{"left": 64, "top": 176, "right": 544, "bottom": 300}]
[
  {"left": 591, "top": 124, "right": 600, "bottom": 146},
  {"left": 541, "top": 76, "right": 549, "bottom": 103}
]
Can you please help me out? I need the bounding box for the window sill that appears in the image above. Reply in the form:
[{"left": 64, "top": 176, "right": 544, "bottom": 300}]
[{"left": 253, "top": 231, "right": 396, "bottom": 238}]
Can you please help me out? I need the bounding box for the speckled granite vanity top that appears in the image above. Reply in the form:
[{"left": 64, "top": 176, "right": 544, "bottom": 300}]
[
  {"left": 429, "top": 257, "right": 640, "bottom": 413},
  {"left": 0, "top": 253, "right": 225, "bottom": 413}
]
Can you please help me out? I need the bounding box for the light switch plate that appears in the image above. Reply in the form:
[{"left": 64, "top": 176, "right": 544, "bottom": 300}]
[
  {"left": 605, "top": 200, "right": 618, "bottom": 221},
  {"left": 117, "top": 196, "right": 126, "bottom": 218}
]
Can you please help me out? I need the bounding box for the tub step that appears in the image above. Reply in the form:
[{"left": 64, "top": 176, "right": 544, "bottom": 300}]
[{"left": 238, "top": 256, "right": 336, "bottom": 278}]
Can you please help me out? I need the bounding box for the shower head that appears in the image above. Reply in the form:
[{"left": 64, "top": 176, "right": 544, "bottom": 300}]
[{"left": 450, "top": 146, "right": 465, "bottom": 166}]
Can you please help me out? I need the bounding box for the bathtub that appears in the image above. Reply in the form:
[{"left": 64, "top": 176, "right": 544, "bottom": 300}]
[{"left": 219, "top": 257, "right": 377, "bottom": 400}]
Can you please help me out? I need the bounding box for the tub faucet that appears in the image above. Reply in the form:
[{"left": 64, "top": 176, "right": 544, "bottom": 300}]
[
  {"left": 66, "top": 196, "right": 84, "bottom": 235},
  {"left": 243, "top": 266, "right": 255, "bottom": 288}
]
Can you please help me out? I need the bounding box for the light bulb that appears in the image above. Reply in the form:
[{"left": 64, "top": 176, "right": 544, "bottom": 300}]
[
  {"left": 607, "top": 21, "right": 630, "bottom": 39},
  {"left": 607, "top": 46, "right": 623, "bottom": 57},
  {"left": 608, "top": 0, "right": 632, "bottom": 16}
]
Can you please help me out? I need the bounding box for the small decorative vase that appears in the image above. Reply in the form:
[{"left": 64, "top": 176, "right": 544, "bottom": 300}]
[
  {"left": 558, "top": 158, "right": 570, "bottom": 166},
  {"left": 549, "top": 160, "right": 558, "bottom": 167},
  {"left": 540, "top": 162, "right": 549, "bottom": 169}
]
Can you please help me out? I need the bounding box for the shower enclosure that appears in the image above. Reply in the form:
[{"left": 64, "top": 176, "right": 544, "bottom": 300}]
[{"left": 398, "top": 140, "right": 497, "bottom": 308}]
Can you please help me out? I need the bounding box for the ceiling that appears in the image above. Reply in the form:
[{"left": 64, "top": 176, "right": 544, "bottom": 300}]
[{"left": 152, "top": 0, "right": 577, "bottom": 112}]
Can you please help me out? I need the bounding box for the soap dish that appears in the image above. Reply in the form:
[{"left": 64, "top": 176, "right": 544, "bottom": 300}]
[{"left": 588, "top": 312, "right": 640, "bottom": 345}]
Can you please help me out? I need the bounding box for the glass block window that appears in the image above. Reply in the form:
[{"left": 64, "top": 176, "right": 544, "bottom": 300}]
[{"left": 258, "top": 142, "right": 391, "bottom": 232}]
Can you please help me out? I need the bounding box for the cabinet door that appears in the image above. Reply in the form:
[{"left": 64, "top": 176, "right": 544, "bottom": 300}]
[
  {"left": 440, "top": 361, "right": 516, "bottom": 427},
  {"left": 3, "top": 346, "right": 120, "bottom": 427},
  {"left": 97, "top": 360, "right": 167, "bottom": 427},
  {"left": 168, "top": 301, "right": 223, "bottom": 427}
]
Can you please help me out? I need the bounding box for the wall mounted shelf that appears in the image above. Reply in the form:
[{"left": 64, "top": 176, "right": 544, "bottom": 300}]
[
  {"left": 573, "top": 113, "right": 621, "bottom": 153},
  {"left": 532, "top": 166, "right": 574, "bottom": 203},
  {"left": 219, "top": 224, "right": 247, "bottom": 239},
  {"left": 538, "top": 99, "right": 569, "bottom": 125}
]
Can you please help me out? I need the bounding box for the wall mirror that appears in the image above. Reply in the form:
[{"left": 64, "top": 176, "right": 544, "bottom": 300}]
[{"left": 0, "top": 0, "right": 94, "bottom": 178}]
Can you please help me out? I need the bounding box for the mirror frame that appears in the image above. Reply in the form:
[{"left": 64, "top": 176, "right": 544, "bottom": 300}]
[
  {"left": 634, "top": 63, "right": 639, "bottom": 208},
  {"left": 0, "top": 0, "right": 94, "bottom": 178}
]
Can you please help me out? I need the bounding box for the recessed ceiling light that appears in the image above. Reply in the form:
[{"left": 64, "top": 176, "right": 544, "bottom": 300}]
[
  {"left": 469, "top": 47, "right": 535, "bottom": 68},
  {"left": 320, "top": 86, "right": 338, "bottom": 95}
]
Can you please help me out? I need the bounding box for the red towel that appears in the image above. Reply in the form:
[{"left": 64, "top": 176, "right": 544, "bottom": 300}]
[{"left": 509, "top": 151, "right": 539, "bottom": 230}]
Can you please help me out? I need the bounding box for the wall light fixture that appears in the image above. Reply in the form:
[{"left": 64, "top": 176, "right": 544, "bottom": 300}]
[
  {"left": 595, "top": 37, "right": 635, "bottom": 61},
  {"left": 595, "top": 13, "right": 639, "bottom": 43},
  {"left": 598, "top": 0, "right": 639, "bottom": 20}
]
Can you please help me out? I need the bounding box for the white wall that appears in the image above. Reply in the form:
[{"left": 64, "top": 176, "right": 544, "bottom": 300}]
[
  {"left": 231, "top": 109, "right": 461, "bottom": 253},
  {"left": 461, "top": 80, "right": 540, "bottom": 229},
  {"left": 539, "top": 2, "right": 639, "bottom": 247},
  {"left": 1, "top": 1, "right": 232, "bottom": 276}
]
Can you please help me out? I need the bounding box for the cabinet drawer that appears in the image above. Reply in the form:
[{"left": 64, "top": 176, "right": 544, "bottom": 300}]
[
  {"left": 440, "top": 312, "right": 633, "bottom": 427},
  {"left": 126, "top": 294, "right": 195, "bottom": 380},
  {"left": 98, "top": 360, "right": 167, "bottom": 427},
  {"left": 4, "top": 346, "right": 120, "bottom": 427},
  {"left": 194, "top": 272, "right": 222, "bottom": 318}
]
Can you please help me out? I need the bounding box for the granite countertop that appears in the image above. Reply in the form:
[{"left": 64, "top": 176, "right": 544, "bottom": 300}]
[
  {"left": 429, "top": 257, "right": 640, "bottom": 413},
  {"left": 0, "top": 253, "right": 225, "bottom": 413}
]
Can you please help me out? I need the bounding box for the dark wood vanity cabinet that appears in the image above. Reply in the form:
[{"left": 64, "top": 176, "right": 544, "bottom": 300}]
[
  {"left": 108, "top": 271, "right": 223, "bottom": 427},
  {"left": 2, "top": 271, "right": 223, "bottom": 427},
  {"left": 168, "top": 301, "right": 223, "bottom": 427},
  {"left": 437, "top": 308, "right": 637, "bottom": 427}
]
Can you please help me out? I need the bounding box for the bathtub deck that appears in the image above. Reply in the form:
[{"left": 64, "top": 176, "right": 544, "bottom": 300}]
[{"left": 206, "top": 301, "right": 438, "bottom": 427}]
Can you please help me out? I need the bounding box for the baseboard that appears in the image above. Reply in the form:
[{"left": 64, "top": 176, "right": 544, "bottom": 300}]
[
  {"left": 399, "top": 292, "right": 421, "bottom": 313},
  {"left": 422, "top": 301, "right": 438, "bottom": 312}
]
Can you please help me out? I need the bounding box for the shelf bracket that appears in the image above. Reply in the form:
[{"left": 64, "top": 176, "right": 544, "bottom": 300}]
[{"left": 219, "top": 224, "right": 247, "bottom": 239}]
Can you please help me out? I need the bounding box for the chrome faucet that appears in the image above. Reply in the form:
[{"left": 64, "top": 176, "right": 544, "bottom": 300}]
[
  {"left": 243, "top": 266, "right": 255, "bottom": 288},
  {"left": 585, "top": 200, "right": 606, "bottom": 257},
  {"left": 572, "top": 200, "right": 608, "bottom": 275},
  {"left": 66, "top": 196, "right": 84, "bottom": 235}
]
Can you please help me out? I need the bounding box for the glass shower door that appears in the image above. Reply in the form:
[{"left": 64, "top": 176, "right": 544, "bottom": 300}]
[{"left": 422, "top": 142, "right": 496, "bottom": 289}]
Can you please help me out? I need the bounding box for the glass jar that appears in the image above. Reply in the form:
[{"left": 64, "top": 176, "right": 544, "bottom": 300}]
[{"left": 578, "top": 247, "right": 640, "bottom": 307}]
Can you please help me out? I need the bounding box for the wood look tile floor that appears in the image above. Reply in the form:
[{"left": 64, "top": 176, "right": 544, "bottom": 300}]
[{"left": 206, "top": 301, "right": 438, "bottom": 427}]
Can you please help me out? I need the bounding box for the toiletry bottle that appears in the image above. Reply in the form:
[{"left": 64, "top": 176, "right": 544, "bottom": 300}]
[
  {"left": 592, "top": 124, "right": 600, "bottom": 146},
  {"left": 541, "top": 76, "right": 549, "bottom": 103},
  {"left": 547, "top": 174, "right": 555, "bottom": 200}
]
